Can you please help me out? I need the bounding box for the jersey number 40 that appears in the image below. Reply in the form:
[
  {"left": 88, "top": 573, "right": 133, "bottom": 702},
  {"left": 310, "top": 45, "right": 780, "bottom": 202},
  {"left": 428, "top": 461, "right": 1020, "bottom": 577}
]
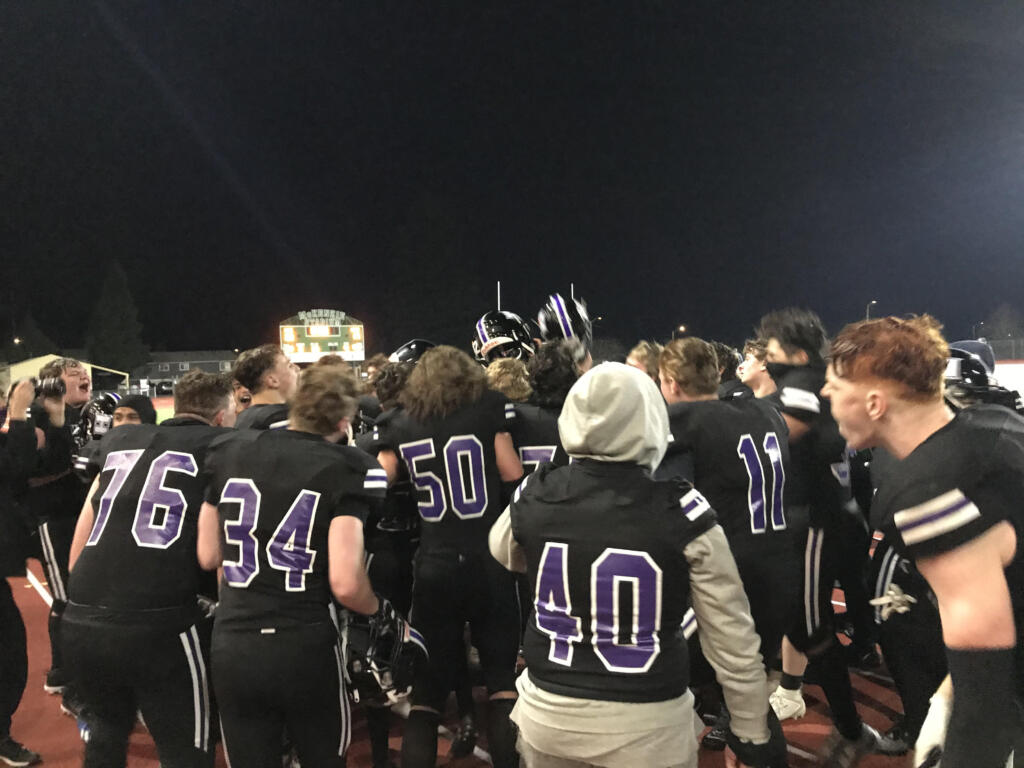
[{"left": 534, "top": 543, "right": 662, "bottom": 674}]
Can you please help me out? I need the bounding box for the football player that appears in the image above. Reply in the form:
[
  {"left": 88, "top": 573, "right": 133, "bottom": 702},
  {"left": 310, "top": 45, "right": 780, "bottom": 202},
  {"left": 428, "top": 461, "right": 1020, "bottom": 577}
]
[
  {"left": 62, "top": 371, "right": 236, "bottom": 767},
  {"left": 23, "top": 357, "right": 93, "bottom": 701},
  {"left": 355, "top": 360, "right": 420, "bottom": 768},
  {"left": 0, "top": 379, "right": 44, "bottom": 767},
  {"left": 372, "top": 345, "right": 523, "bottom": 768},
  {"left": 198, "top": 364, "right": 391, "bottom": 768},
  {"left": 824, "top": 315, "right": 1024, "bottom": 768},
  {"left": 711, "top": 341, "right": 751, "bottom": 400},
  {"left": 489, "top": 362, "right": 786, "bottom": 768},
  {"left": 658, "top": 337, "right": 797, "bottom": 669},
  {"left": 231, "top": 344, "right": 298, "bottom": 430},
  {"left": 472, "top": 310, "right": 537, "bottom": 365},
  {"left": 756, "top": 308, "right": 894, "bottom": 765}
]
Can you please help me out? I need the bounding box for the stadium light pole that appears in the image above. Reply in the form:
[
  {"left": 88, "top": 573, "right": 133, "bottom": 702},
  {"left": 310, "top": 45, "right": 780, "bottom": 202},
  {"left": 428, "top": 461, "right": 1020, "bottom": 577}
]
[{"left": 865, "top": 299, "right": 878, "bottom": 320}]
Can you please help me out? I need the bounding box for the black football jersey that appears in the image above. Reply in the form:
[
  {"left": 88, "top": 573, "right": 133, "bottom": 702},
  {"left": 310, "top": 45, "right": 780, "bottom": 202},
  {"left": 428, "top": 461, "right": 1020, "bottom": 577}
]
[
  {"left": 767, "top": 365, "right": 850, "bottom": 527},
  {"left": 371, "top": 389, "right": 514, "bottom": 554},
  {"left": 70, "top": 418, "right": 230, "bottom": 611},
  {"left": 872, "top": 406, "right": 1024, "bottom": 647},
  {"left": 205, "top": 429, "right": 386, "bottom": 629},
  {"left": 355, "top": 408, "right": 419, "bottom": 534},
  {"left": 510, "top": 460, "right": 716, "bottom": 702},
  {"left": 234, "top": 402, "right": 290, "bottom": 431},
  {"left": 509, "top": 403, "right": 568, "bottom": 474},
  {"left": 661, "top": 398, "right": 792, "bottom": 559}
]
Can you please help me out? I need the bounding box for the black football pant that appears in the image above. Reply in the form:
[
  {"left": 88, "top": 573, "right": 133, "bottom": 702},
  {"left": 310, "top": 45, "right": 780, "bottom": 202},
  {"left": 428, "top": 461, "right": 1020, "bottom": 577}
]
[
  {"left": 62, "top": 603, "right": 213, "bottom": 768},
  {"left": 833, "top": 507, "right": 876, "bottom": 652},
  {"left": 213, "top": 621, "right": 349, "bottom": 768},
  {"left": 37, "top": 515, "right": 75, "bottom": 673},
  {"left": 408, "top": 549, "right": 519, "bottom": 709},
  {"left": 870, "top": 542, "right": 947, "bottom": 741},
  {"left": 0, "top": 580, "right": 27, "bottom": 739},
  {"left": 366, "top": 529, "right": 416, "bottom": 618},
  {"left": 787, "top": 524, "right": 863, "bottom": 741}
]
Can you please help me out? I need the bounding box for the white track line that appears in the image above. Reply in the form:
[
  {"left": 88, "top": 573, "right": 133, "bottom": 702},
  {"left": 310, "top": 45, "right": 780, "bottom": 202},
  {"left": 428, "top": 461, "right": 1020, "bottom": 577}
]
[
  {"left": 26, "top": 568, "right": 53, "bottom": 607},
  {"left": 788, "top": 743, "right": 817, "bottom": 760}
]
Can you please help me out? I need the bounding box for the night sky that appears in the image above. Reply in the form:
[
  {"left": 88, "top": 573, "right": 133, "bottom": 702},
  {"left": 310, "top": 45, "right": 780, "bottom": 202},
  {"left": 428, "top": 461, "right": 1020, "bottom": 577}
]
[{"left": 4, "top": 2, "right": 1024, "bottom": 355}]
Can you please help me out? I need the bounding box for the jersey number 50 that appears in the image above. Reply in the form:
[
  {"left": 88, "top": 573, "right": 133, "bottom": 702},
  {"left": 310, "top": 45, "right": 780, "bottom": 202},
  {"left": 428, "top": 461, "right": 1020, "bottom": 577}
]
[{"left": 399, "top": 436, "right": 487, "bottom": 521}]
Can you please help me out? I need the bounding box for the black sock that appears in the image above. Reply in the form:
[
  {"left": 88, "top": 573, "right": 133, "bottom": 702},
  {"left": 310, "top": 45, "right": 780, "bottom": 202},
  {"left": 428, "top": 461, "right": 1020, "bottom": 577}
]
[
  {"left": 486, "top": 699, "right": 519, "bottom": 768},
  {"left": 365, "top": 706, "right": 391, "bottom": 767},
  {"left": 399, "top": 709, "right": 439, "bottom": 768},
  {"left": 815, "top": 642, "right": 862, "bottom": 741},
  {"left": 780, "top": 672, "right": 802, "bottom": 691}
]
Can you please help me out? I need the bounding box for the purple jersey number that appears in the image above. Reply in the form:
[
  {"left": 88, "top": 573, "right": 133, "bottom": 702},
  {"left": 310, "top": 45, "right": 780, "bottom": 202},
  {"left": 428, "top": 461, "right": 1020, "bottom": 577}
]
[
  {"left": 219, "top": 479, "right": 321, "bottom": 591},
  {"left": 88, "top": 449, "right": 145, "bottom": 546},
  {"left": 736, "top": 432, "right": 786, "bottom": 533},
  {"left": 132, "top": 451, "right": 198, "bottom": 549},
  {"left": 534, "top": 545, "right": 663, "bottom": 673},
  {"left": 266, "top": 489, "right": 319, "bottom": 591},
  {"left": 400, "top": 434, "right": 488, "bottom": 521},
  {"left": 220, "top": 478, "right": 261, "bottom": 587},
  {"left": 534, "top": 543, "right": 583, "bottom": 665},
  {"left": 519, "top": 446, "right": 557, "bottom": 475}
]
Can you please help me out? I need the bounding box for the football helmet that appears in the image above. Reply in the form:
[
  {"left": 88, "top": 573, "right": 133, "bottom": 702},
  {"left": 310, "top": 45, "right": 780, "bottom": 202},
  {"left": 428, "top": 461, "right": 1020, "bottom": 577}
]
[
  {"left": 471, "top": 310, "right": 536, "bottom": 365},
  {"left": 945, "top": 347, "right": 1024, "bottom": 414},
  {"left": 341, "top": 600, "right": 428, "bottom": 706},
  {"left": 537, "top": 293, "right": 592, "bottom": 351},
  {"left": 389, "top": 339, "right": 435, "bottom": 364},
  {"left": 76, "top": 391, "right": 122, "bottom": 445}
]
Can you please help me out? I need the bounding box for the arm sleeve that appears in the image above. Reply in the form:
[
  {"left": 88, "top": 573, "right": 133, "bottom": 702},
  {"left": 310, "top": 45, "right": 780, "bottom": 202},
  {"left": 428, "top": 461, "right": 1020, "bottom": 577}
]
[
  {"left": 488, "top": 507, "right": 526, "bottom": 573},
  {"left": 684, "top": 524, "right": 770, "bottom": 744}
]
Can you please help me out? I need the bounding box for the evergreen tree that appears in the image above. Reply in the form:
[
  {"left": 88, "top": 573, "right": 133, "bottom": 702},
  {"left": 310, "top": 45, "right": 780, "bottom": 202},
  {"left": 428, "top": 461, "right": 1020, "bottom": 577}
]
[{"left": 85, "top": 261, "right": 150, "bottom": 372}]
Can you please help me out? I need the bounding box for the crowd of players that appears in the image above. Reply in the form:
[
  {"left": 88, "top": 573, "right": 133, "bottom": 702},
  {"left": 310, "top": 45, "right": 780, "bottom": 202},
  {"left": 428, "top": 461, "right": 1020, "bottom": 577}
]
[{"left": 0, "top": 293, "right": 1022, "bottom": 768}]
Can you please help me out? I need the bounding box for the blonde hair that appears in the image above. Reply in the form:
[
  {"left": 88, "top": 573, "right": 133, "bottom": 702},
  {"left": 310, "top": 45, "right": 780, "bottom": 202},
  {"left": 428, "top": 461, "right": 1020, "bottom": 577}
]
[
  {"left": 627, "top": 340, "right": 663, "bottom": 381},
  {"left": 290, "top": 365, "right": 359, "bottom": 435},
  {"left": 486, "top": 358, "right": 532, "bottom": 402},
  {"left": 659, "top": 337, "right": 720, "bottom": 397}
]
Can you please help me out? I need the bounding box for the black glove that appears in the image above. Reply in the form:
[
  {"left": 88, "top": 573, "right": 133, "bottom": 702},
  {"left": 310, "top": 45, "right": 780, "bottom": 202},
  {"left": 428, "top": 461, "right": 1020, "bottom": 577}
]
[{"left": 726, "top": 708, "right": 788, "bottom": 767}]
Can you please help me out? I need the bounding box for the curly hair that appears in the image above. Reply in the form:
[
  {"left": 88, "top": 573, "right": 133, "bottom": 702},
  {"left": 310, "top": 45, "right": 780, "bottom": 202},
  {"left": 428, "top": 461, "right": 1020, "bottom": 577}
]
[
  {"left": 830, "top": 315, "right": 948, "bottom": 403},
  {"left": 372, "top": 362, "right": 414, "bottom": 410},
  {"left": 400, "top": 346, "right": 487, "bottom": 421},
  {"left": 659, "top": 337, "right": 720, "bottom": 397},
  {"left": 527, "top": 341, "right": 580, "bottom": 409},
  {"left": 290, "top": 364, "right": 359, "bottom": 435},
  {"left": 486, "top": 358, "right": 533, "bottom": 402},
  {"left": 756, "top": 308, "right": 829, "bottom": 366}
]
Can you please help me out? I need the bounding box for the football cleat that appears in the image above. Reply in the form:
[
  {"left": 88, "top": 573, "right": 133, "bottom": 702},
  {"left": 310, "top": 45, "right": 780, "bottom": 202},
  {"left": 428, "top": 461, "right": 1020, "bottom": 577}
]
[
  {"left": 471, "top": 310, "right": 536, "bottom": 365},
  {"left": 537, "top": 293, "right": 593, "bottom": 352},
  {"left": 43, "top": 668, "right": 67, "bottom": 695},
  {"left": 768, "top": 684, "right": 806, "bottom": 721},
  {"left": 0, "top": 736, "right": 42, "bottom": 766},
  {"left": 818, "top": 722, "right": 901, "bottom": 767}
]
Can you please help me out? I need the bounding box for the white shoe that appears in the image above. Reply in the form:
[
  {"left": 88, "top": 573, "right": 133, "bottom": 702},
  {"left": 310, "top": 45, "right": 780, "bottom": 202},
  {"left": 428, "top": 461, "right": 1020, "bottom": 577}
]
[{"left": 769, "top": 684, "right": 806, "bottom": 721}]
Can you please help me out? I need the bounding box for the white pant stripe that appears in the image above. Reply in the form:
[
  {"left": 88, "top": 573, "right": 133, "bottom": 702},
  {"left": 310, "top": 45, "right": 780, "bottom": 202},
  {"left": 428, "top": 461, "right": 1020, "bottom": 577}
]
[
  {"left": 873, "top": 547, "right": 896, "bottom": 623},
  {"left": 179, "top": 631, "right": 203, "bottom": 749},
  {"left": 811, "top": 528, "right": 824, "bottom": 631},
  {"left": 39, "top": 523, "right": 66, "bottom": 602},
  {"left": 189, "top": 626, "right": 211, "bottom": 752}
]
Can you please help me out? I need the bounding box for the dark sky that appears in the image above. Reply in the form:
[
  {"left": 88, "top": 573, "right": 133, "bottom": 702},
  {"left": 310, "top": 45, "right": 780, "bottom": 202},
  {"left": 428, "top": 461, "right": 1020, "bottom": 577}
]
[{"left": 3, "top": 1, "right": 1024, "bottom": 354}]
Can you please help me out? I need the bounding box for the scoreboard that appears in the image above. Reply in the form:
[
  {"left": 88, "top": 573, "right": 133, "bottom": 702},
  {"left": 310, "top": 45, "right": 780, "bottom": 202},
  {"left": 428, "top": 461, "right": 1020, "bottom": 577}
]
[{"left": 279, "top": 309, "right": 365, "bottom": 364}]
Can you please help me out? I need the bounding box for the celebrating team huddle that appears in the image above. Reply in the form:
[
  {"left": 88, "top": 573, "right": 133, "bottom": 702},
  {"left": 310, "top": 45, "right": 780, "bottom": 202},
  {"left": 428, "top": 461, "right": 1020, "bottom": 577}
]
[{"left": 15, "top": 294, "right": 1024, "bottom": 768}]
